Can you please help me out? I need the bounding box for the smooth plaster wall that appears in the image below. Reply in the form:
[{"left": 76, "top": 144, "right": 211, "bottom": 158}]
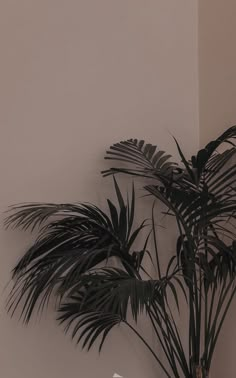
[
  {"left": 0, "top": 1, "right": 198, "bottom": 378},
  {"left": 199, "top": 0, "right": 236, "bottom": 146},
  {"left": 199, "top": 1, "right": 236, "bottom": 376}
]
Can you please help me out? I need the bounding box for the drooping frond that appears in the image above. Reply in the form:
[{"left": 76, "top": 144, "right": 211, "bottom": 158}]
[
  {"left": 6, "top": 180, "right": 148, "bottom": 323},
  {"left": 58, "top": 266, "right": 184, "bottom": 352}
]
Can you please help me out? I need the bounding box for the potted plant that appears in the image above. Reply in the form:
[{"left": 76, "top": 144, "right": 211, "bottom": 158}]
[{"left": 5, "top": 126, "right": 236, "bottom": 378}]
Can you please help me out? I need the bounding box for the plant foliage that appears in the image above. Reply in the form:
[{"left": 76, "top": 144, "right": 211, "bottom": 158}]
[{"left": 5, "top": 127, "right": 236, "bottom": 378}]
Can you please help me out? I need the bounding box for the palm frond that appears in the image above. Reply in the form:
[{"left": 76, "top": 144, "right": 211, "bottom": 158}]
[
  {"left": 58, "top": 267, "right": 156, "bottom": 353},
  {"left": 102, "top": 139, "right": 178, "bottom": 181},
  {"left": 58, "top": 266, "right": 184, "bottom": 353},
  {"left": 192, "top": 125, "right": 236, "bottom": 176},
  {"left": 6, "top": 126, "right": 236, "bottom": 378},
  {"left": 59, "top": 305, "right": 121, "bottom": 352},
  {"left": 60, "top": 268, "right": 155, "bottom": 319},
  {"left": 103, "top": 129, "right": 236, "bottom": 238},
  {"left": 6, "top": 181, "right": 148, "bottom": 322}
]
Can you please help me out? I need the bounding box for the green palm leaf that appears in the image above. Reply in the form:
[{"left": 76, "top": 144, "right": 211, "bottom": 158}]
[
  {"left": 6, "top": 181, "right": 148, "bottom": 323},
  {"left": 102, "top": 139, "right": 178, "bottom": 180},
  {"left": 6, "top": 126, "right": 236, "bottom": 378},
  {"left": 58, "top": 266, "right": 185, "bottom": 365}
]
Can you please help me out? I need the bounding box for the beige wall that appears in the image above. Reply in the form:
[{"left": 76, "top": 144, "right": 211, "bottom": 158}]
[
  {"left": 199, "top": 1, "right": 236, "bottom": 377},
  {"left": 199, "top": 0, "right": 236, "bottom": 146},
  {"left": 0, "top": 1, "right": 199, "bottom": 378}
]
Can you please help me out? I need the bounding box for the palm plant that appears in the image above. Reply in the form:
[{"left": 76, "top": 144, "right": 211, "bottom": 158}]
[{"left": 5, "top": 126, "right": 236, "bottom": 378}]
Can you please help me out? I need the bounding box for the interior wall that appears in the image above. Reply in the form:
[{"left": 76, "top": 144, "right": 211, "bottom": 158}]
[
  {"left": 199, "top": 1, "right": 236, "bottom": 376},
  {"left": 199, "top": 0, "right": 236, "bottom": 146},
  {"left": 0, "top": 1, "right": 198, "bottom": 377}
]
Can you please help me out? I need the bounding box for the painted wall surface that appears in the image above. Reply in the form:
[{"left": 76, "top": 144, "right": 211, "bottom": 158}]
[
  {"left": 199, "top": 1, "right": 236, "bottom": 376},
  {"left": 199, "top": 0, "right": 236, "bottom": 146},
  {"left": 0, "top": 1, "right": 199, "bottom": 378}
]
